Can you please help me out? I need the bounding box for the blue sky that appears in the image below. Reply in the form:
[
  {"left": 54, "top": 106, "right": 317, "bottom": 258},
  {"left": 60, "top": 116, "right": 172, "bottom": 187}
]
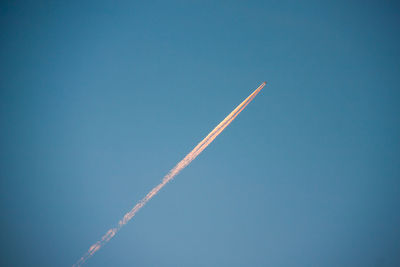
[{"left": 1, "top": 1, "right": 399, "bottom": 266}]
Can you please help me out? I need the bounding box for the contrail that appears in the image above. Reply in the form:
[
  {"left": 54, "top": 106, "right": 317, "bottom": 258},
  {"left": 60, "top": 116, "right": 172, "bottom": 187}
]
[{"left": 73, "top": 82, "right": 266, "bottom": 266}]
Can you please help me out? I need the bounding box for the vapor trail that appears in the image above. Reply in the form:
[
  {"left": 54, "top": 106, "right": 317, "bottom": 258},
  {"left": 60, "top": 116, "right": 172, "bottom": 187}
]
[{"left": 73, "top": 82, "right": 266, "bottom": 266}]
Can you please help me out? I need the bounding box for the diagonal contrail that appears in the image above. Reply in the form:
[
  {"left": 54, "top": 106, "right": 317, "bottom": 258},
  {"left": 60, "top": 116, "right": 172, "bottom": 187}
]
[{"left": 73, "top": 82, "right": 266, "bottom": 266}]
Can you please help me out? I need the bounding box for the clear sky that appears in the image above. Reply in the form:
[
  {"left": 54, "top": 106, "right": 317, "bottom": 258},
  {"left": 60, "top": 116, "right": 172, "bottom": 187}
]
[{"left": 1, "top": 1, "right": 399, "bottom": 266}]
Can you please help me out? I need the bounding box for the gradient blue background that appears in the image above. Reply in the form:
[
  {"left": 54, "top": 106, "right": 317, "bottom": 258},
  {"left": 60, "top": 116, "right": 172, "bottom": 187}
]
[{"left": 1, "top": 1, "right": 399, "bottom": 266}]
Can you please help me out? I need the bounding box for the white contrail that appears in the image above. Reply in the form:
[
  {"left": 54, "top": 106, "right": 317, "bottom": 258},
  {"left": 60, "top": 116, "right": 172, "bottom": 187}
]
[{"left": 73, "top": 82, "right": 266, "bottom": 266}]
